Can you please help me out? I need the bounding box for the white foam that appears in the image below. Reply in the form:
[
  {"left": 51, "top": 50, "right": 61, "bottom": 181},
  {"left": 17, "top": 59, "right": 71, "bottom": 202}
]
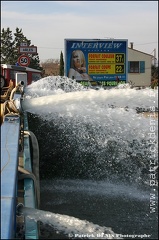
[
  {"left": 22, "top": 84, "right": 158, "bottom": 142},
  {"left": 22, "top": 207, "right": 122, "bottom": 239},
  {"left": 22, "top": 76, "right": 158, "bottom": 158}
]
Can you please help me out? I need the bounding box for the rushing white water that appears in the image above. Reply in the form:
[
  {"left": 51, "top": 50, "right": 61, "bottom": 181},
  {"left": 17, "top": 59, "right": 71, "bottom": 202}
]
[
  {"left": 23, "top": 76, "right": 158, "bottom": 113},
  {"left": 23, "top": 76, "right": 158, "bottom": 164},
  {"left": 41, "top": 179, "right": 151, "bottom": 202},
  {"left": 21, "top": 76, "right": 158, "bottom": 239},
  {"left": 20, "top": 207, "right": 122, "bottom": 239}
]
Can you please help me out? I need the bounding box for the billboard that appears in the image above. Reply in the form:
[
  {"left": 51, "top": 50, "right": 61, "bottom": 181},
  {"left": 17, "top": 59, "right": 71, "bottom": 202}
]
[{"left": 64, "top": 39, "right": 128, "bottom": 87}]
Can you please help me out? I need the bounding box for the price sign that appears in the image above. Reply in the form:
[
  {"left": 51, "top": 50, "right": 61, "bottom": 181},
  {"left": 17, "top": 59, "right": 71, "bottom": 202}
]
[
  {"left": 65, "top": 39, "right": 128, "bottom": 82},
  {"left": 115, "top": 65, "right": 125, "bottom": 73},
  {"left": 115, "top": 54, "right": 125, "bottom": 63},
  {"left": 18, "top": 55, "right": 30, "bottom": 67}
]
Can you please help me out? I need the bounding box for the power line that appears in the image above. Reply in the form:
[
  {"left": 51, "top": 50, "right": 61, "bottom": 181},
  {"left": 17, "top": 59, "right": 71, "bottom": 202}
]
[
  {"left": 38, "top": 41, "right": 158, "bottom": 50},
  {"left": 134, "top": 42, "right": 158, "bottom": 46},
  {"left": 38, "top": 47, "right": 64, "bottom": 49}
]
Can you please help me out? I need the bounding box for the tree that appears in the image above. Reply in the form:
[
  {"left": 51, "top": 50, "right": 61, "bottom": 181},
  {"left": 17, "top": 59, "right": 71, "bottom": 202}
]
[
  {"left": 59, "top": 51, "right": 64, "bottom": 76},
  {"left": 1, "top": 27, "right": 43, "bottom": 71},
  {"left": 151, "top": 64, "right": 158, "bottom": 89},
  {"left": 13, "top": 27, "right": 31, "bottom": 64},
  {"left": 1, "top": 27, "right": 15, "bottom": 64},
  {"left": 151, "top": 64, "right": 158, "bottom": 79},
  {"left": 41, "top": 59, "right": 60, "bottom": 76}
]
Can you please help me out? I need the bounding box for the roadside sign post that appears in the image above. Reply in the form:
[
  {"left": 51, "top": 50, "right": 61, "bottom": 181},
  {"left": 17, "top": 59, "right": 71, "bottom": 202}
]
[
  {"left": 20, "top": 42, "right": 28, "bottom": 47},
  {"left": 18, "top": 46, "right": 37, "bottom": 54},
  {"left": 18, "top": 54, "right": 30, "bottom": 67},
  {"left": 17, "top": 43, "right": 38, "bottom": 67}
]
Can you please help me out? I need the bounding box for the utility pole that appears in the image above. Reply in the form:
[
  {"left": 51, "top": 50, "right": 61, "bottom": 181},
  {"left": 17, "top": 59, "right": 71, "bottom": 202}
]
[{"left": 154, "top": 48, "right": 156, "bottom": 66}]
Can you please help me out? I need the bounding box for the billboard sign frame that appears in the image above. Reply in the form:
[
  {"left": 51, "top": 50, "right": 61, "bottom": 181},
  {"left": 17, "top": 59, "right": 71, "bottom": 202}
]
[{"left": 64, "top": 38, "right": 128, "bottom": 86}]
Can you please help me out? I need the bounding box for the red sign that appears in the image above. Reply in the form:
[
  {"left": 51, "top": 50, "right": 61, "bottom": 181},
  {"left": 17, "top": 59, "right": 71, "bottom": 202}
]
[{"left": 18, "top": 55, "right": 30, "bottom": 67}]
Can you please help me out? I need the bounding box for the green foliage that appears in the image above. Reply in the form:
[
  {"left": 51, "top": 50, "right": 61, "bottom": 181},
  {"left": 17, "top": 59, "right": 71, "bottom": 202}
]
[
  {"left": 151, "top": 64, "right": 158, "bottom": 79},
  {"left": 59, "top": 51, "right": 64, "bottom": 76},
  {"left": 1, "top": 27, "right": 14, "bottom": 64},
  {"left": 151, "top": 79, "right": 158, "bottom": 89},
  {"left": 1, "top": 27, "right": 43, "bottom": 71},
  {"left": 151, "top": 65, "right": 158, "bottom": 89}
]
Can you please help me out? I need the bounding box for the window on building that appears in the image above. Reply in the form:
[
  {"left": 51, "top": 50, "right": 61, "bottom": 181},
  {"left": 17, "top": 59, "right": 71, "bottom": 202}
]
[
  {"left": 4, "top": 69, "right": 7, "bottom": 79},
  {"left": 128, "top": 61, "right": 145, "bottom": 73},
  {"left": 32, "top": 73, "right": 41, "bottom": 82},
  {"left": 10, "top": 70, "right": 22, "bottom": 79},
  {"left": 10, "top": 70, "right": 18, "bottom": 79},
  {"left": 130, "top": 61, "right": 139, "bottom": 73}
]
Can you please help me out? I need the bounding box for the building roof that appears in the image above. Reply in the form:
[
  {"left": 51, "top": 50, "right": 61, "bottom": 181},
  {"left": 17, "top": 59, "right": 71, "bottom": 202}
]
[
  {"left": 1, "top": 64, "right": 42, "bottom": 73},
  {"left": 128, "top": 47, "right": 153, "bottom": 57}
]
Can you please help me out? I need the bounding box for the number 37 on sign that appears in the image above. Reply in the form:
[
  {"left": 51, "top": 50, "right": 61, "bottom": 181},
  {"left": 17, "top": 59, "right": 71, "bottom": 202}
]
[{"left": 18, "top": 54, "right": 30, "bottom": 67}]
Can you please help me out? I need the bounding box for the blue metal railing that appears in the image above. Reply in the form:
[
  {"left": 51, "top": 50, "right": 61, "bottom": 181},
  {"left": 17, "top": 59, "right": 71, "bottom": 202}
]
[
  {"left": 1, "top": 85, "right": 39, "bottom": 239},
  {"left": 23, "top": 112, "right": 39, "bottom": 239},
  {"left": 1, "top": 115, "right": 20, "bottom": 239}
]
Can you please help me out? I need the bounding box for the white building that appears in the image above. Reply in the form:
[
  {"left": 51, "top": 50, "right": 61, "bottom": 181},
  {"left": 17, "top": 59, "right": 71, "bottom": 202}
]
[{"left": 128, "top": 43, "right": 153, "bottom": 87}]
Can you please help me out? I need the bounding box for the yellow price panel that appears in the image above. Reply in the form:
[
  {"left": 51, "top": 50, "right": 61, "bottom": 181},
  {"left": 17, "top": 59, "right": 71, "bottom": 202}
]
[
  {"left": 88, "top": 53, "right": 116, "bottom": 63},
  {"left": 88, "top": 64, "right": 115, "bottom": 74},
  {"left": 115, "top": 65, "right": 125, "bottom": 74},
  {"left": 115, "top": 54, "right": 125, "bottom": 63}
]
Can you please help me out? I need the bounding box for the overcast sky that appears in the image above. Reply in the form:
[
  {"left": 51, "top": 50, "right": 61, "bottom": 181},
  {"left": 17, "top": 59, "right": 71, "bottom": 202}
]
[{"left": 1, "top": 1, "right": 158, "bottom": 62}]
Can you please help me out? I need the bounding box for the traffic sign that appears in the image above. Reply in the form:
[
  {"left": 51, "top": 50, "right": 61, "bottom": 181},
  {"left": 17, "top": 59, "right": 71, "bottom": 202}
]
[
  {"left": 18, "top": 46, "right": 37, "bottom": 54},
  {"left": 20, "top": 42, "right": 28, "bottom": 47},
  {"left": 18, "top": 55, "right": 30, "bottom": 67}
]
